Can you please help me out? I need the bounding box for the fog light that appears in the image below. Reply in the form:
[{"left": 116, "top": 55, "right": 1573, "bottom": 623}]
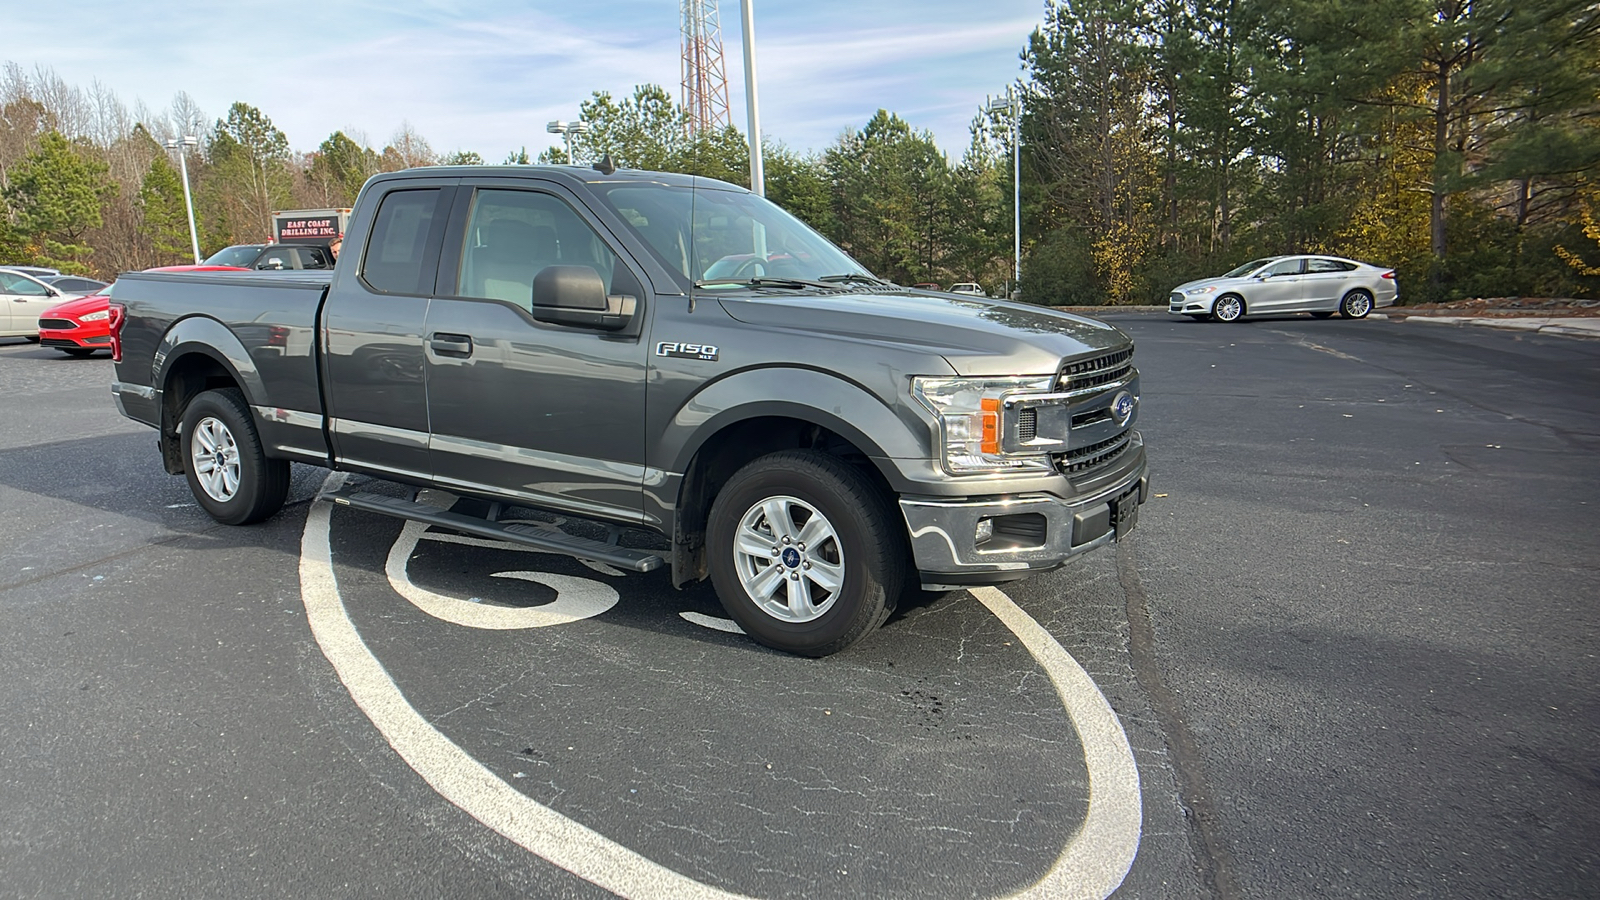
[{"left": 975, "top": 517, "right": 994, "bottom": 544}]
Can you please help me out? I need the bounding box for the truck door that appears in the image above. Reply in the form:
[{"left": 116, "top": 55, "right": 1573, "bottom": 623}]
[
  {"left": 422, "top": 183, "right": 651, "bottom": 523},
  {"left": 321, "top": 182, "right": 455, "bottom": 480}
]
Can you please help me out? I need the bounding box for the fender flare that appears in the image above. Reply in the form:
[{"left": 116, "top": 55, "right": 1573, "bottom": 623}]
[
  {"left": 658, "top": 366, "right": 931, "bottom": 478},
  {"left": 153, "top": 315, "right": 266, "bottom": 408}
]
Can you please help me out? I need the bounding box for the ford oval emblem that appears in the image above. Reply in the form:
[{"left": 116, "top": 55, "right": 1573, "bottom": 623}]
[{"left": 1112, "top": 391, "right": 1135, "bottom": 426}]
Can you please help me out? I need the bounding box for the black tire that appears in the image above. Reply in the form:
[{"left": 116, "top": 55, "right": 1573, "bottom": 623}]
[
  {"left": 179, "top": 388, "right": 290, "bottom": 525},
  {"left": 59, "top": 347, "right": 96, "bottom": 358},
  {"left": 1212, "top": 294, "right": 1245, "bottom": 322},
  {"left": 706, "top": 450, "right": 905, "bottom": 657},
  {"left": 1309, "top": 311, "right": 1334, "bottom": 319},
  {"left": 1340, "top": 290, "right": 1373, "bottom": 319}
]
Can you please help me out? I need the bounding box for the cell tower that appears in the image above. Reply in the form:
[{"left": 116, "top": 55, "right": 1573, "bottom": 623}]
[{"left": 681, "top": 0, "right": 732, "bottom": 135}]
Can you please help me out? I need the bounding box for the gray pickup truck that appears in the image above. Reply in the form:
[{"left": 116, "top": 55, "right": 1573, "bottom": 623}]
[{"left": 109, "top": 163, "right": 1147, "bottom": 656}]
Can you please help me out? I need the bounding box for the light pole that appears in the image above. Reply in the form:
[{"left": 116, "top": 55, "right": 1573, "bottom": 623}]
[
  {"left": 739, "top": 0, "right": 764, "bottom": 197},
  {"left": 164, "top": 135, "right": 201, "bottom": 264},
  {"left": 987, "top": 88, "right": 1021, "bottom": 298},
  {"left": 545, "top": 120, "right": 589, "bottom": 164}
]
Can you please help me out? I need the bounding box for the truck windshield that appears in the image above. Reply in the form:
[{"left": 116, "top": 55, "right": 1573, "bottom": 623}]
[
  {"left": 590, "top": 182, "right": 874, "bottom": 288},
  {"left": 202, "top": 245, "right": 264, "bottom": 267}
]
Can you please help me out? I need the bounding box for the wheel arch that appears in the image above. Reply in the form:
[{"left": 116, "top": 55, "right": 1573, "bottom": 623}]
[
  {"left": 667, "top": 408, "right": 907, "bottom": 590},
  {"left": 154, "top": 317, "right": 263, "bottom": 475}
]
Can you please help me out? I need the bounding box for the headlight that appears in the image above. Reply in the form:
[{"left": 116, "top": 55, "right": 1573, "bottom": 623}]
[
  {"left": 1183, "top": 286, "right": 1217, "bottom": 295},
  {"left": 912, "top": 376, "right": 1055, "bottom": 475},
  {"left": 78, "top": 310, "right": 110, "bottom": 322}
]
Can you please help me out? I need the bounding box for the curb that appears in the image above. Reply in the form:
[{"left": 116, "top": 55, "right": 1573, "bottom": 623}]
[{"left": 1402, "top": 315, "right": 1600, "bottom": 340}]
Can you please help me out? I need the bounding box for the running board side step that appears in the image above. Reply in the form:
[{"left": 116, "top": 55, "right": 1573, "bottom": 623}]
[{"left": 320, "top": 488, "right": 664, "bottom": 573}]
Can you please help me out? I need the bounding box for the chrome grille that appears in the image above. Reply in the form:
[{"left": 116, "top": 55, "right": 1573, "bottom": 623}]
[
  {"left": 1053, "top": 431, "right": 1132, "bottom": 476},
  {"left": 38, "top": 318, "right": 76, "bottom": 330},
  {"left": 1057, "top": 348, "right": 1134, "bottom": 392}
]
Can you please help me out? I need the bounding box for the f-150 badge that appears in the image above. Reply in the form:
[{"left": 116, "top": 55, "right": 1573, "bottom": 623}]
[{"left": 655, "top": 341, "right": 719, "bottom": 361}]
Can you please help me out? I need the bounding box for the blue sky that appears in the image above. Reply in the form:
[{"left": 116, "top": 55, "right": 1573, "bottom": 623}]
[{"left": 6, "top": 0, "right": 1044, "bottom": 159}]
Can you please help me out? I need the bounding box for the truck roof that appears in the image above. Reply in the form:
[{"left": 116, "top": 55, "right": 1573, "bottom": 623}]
[{"left": 372, "top": 164, "right": 746, "bottom": 193}]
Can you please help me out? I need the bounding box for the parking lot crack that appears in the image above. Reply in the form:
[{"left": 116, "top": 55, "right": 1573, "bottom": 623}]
[
  {"left": 1120, "top": 542, "right": 1239, "bottom": 900},
  {"left": 430, "top": 670, "right": 536, "bottom": 723}
]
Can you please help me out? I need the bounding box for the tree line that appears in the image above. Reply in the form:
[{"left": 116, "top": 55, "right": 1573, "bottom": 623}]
[{"left": 2, "top": 0, "right": 1597, "bottom": 304}]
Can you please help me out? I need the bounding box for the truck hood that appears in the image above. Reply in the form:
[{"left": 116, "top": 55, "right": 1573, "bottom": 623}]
[{"left": 716, "top": 289, "right": 1128, "bottom": 376}]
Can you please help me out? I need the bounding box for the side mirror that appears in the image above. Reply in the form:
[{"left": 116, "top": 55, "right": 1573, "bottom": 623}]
[
  {"left": 45, "top": 287, "right": 60, "bottom": 297},
  {"left": 530, "top": 265, "right": 635, "bottom": 331}
]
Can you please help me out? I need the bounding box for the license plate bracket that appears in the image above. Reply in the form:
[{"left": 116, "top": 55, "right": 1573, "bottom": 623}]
[{"left": 1113, "top": 486, "right": 1140, "bottom": 538}]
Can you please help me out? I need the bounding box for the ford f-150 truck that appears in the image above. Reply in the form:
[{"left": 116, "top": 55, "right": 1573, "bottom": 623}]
[{"left": 108, "top": 163, "right": 1147, "bottom": 656}]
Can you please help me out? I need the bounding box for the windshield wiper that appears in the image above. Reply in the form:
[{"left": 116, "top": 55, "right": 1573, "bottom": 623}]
[
  {"left": 818, "top": 273, "right": 894, "bottom": 286},
  {"left": 693, "top": 276, "right": 842, "bottom": 290}
]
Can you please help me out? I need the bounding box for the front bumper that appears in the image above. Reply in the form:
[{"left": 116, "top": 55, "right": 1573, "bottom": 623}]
[
  {"left": 1169, "top": 292, "right": 1215, "bottom": 315},
  {"left": 38, "top": 322, "right": 110, "bottom": 349},
  {"left": 899, "top": 436, "right": 1147, "bottom": 589}
]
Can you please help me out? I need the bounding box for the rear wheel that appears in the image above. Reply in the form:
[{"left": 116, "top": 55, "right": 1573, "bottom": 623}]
[
  {"left": 1340, "top": 290, "right": 1373, "bottom": 319},
  {"left": 706, "top": 450, "right": 904, "bottom": 657},
  {"left": 179, "top": 388, "right": 290, "bottom": 525},
  {"left": 1212, "top": 294, "right": 1244, "bottom": 322}
]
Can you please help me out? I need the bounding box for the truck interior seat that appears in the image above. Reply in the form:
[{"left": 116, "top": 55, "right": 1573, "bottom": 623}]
[{"left": 466, "top": 219, "right": 556, "bottom": 309}]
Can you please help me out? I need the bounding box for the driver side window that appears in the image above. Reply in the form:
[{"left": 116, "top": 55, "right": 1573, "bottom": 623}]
[
  {"left": 1264, "top": 259, "right": 1303, "bottom": 277},
  {"left": 456, "top": 189, "right": 616, "bottom": 310}
]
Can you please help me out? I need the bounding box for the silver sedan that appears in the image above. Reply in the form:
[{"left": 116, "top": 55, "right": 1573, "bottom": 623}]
[{"left": 1168, "top": 255, "right": 1398, "bottom": 322}]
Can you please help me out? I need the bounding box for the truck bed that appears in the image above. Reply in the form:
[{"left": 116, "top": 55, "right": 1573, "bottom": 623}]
[{"left": 110, "top": 271, "right": 332, "bottom": 461}]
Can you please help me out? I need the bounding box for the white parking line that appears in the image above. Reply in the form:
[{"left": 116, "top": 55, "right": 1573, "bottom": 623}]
[
  {"left": 971, "top": 586, "right": 1143, "bottom": 897},
  {"left": 301, "top": 472, "right": 1141, "bottom": 898},
  {"left": 386, "top": 517, "right": 619, "bottom": 629}
]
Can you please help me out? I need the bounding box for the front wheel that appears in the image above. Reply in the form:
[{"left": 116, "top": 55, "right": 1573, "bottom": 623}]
[
  {"left": 706, "top": 450, "right": 904, "bottom": 657},
  {"left": 179, "top": 388, "right": 290, "bottom": 525},
  {"left": 1212, "top": 294, "right": 1244, "bottom": 322},
  {"left": 1340, "top": 290, "right": 1373, "bottom": 319}
]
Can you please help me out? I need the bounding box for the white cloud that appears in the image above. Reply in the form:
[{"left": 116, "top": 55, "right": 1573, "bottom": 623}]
[{"left": 2, "top": 0, "right": 1041, "bottom": 157}]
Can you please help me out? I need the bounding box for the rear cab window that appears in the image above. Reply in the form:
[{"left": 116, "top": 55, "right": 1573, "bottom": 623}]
[{"left": 361, "top": 189, "right": 447, "bottom": 295}]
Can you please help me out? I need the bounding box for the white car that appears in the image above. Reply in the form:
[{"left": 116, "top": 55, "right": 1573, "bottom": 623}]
[
  {"left": 1168, "top": 255, "right": 1398, "bottom": 322},
  {"left": 0, "top": 268, "right": 98, "bottom": 339},
  {"left": 948, "top": 282, "right": 985, "bottom": 297}
]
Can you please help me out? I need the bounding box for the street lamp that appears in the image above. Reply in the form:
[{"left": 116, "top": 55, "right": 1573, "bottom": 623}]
[
  {"left": 740, "top": 0, "right": 764, "bottom": 197},
  {"left": 987, "top": 88, "right": 1021, "bottom": 299},
  {"left": 545, "top": 120, "right": 589, "bottom": 165},
  {"left": 164, "top": 135, "right": 201, "bottom": 264}
]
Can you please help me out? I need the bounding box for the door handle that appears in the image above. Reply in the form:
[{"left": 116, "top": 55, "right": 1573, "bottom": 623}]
[{"left": 429, "top": 333, "right": 473, "bottom": 356}]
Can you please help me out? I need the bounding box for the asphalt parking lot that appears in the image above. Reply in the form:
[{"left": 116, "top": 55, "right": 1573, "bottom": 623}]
[{"left": 1, "top": 312, "right": 1596, "bottom": 899}]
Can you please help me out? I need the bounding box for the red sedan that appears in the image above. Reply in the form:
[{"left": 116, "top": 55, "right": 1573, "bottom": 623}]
[{"left": 38, "top": 291, "right": 112, "bottom": 357}]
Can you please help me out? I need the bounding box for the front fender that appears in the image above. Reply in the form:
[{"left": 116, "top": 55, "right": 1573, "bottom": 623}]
[{"left": 656, "top": 366, "right": 933, "bottom": 478}]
